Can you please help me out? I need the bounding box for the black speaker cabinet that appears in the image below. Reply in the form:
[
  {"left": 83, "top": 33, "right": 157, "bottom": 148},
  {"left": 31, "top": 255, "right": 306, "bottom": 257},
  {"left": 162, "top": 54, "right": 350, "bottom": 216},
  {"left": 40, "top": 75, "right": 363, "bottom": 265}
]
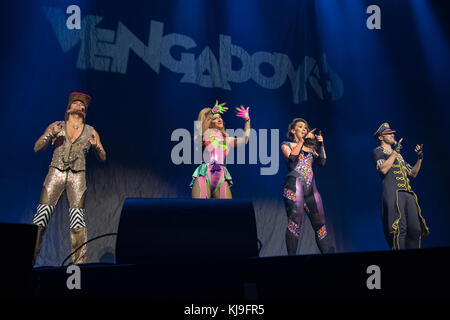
[
  {"left": 0, "top": 222, "right": 37, "bottom": 298},
  {"left": 116, "top": 198, "right": 258, "bottom": 264}
]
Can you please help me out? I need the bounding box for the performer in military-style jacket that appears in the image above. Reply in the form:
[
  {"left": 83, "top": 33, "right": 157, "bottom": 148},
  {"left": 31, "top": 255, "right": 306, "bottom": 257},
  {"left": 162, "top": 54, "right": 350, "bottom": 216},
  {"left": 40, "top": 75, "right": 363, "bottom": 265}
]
[{"left": 373, "top": 122, "right": 429, "bottom": 249}]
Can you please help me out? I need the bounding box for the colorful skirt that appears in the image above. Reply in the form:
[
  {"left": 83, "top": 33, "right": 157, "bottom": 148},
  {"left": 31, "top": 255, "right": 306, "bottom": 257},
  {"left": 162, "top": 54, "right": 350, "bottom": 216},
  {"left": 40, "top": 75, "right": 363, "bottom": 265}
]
[{"left": 190, "top": 163, "right": 233, "bottom": 194}]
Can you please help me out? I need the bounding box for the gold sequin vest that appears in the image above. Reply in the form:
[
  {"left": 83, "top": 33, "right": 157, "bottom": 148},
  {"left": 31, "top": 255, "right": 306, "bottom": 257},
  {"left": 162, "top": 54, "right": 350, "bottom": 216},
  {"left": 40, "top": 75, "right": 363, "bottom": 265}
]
[{"left": 50, "top": 123, "right": 94, "bottom": 171}]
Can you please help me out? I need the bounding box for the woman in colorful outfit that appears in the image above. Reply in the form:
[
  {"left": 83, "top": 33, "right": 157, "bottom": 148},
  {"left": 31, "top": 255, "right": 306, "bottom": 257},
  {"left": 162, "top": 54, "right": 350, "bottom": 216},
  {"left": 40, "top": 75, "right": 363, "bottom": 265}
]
[
  {"left": 190, "top": 101, "right": 251, "bottom": 199},
  {"left": 281, "top": 118, "right": 329, "bottom": 255}
]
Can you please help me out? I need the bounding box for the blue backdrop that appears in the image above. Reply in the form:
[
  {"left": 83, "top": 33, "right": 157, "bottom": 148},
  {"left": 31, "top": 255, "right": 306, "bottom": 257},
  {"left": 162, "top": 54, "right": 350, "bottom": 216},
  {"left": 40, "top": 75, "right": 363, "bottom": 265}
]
[{"left": 0, "top": 0, "right": 449, "bottom": 266}]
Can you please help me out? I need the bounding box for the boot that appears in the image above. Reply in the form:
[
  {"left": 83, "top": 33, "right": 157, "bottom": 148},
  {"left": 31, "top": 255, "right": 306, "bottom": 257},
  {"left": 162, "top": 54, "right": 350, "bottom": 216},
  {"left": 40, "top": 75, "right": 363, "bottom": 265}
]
[
  {"left": 315, "top": 225, "right": 329, "bottom": 254},
  {"left": 285, "top": 229, "right": 299, "bottom": 255},
  {"left": 32, "top": 226, "right": 46, "bottom": 266},
  {"left": 317, "top": 237, "right": 329, "bottom": 254},
  {"left": 31, "top": 203, "right": 55, "bottom": 266},
  {"left": 70, "top": 227, "right": 87, "bottom": 264}
]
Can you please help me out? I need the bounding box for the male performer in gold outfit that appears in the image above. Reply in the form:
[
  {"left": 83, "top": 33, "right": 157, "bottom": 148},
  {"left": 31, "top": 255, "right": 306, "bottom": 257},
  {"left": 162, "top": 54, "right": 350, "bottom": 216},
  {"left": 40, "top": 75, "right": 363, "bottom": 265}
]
[{"left": 32, "top": 92, "right": 106, "bottom": 265}]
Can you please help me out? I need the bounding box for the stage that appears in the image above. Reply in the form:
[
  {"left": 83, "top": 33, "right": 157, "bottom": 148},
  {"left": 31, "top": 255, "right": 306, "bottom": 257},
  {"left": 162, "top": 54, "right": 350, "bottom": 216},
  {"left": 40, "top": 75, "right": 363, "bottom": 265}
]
[{"left": 11, "top": 246, "right": 449, "bottom": 300}]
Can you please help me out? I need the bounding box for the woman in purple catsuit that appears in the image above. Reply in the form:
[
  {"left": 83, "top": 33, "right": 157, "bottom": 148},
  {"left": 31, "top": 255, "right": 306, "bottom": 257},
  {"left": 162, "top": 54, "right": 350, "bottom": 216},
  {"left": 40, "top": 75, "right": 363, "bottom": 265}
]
[{"left": 281, "top": 118, "right": 329, "bottom": 255}]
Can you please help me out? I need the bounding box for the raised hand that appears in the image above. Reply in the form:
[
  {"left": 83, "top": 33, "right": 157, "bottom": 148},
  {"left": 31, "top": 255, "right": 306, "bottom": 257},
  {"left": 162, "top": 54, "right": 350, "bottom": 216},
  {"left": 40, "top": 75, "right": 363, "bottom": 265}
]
[
  {"left": 88, "top": 134, "right": 98, "bottom": 148},
  {"left": 305, "top": 128, "right": 317, "bottom": 140},
  {"left": 393, "top": 138, "right": 403, "bottom": 153},
  {"left": 415, "top": 144, "right": 424, "bottom": 159},
  {"left": 47, "top": 121, "right": 64, "bottom": 136},
  {"left": 211, "top": 100, "right": 228, "bottom": 114},
  {"left": 236, "top": 105, "right": 250, "bottom": 121},
  {"left": 315, "top": 130, "right": 324, "bottom": 144}
]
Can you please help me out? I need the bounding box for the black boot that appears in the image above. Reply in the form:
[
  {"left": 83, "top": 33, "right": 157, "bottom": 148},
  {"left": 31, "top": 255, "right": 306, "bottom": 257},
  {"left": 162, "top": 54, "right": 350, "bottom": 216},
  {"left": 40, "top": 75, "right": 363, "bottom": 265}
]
[
  {"left": 31, "top": 203, "right": 55, "bottom": 266},
  {"left": 285, "top": 229, "right": 299, "bottom": 255},
  {"left": 315, "top": 225, "right": 329, "bottom": 254}
]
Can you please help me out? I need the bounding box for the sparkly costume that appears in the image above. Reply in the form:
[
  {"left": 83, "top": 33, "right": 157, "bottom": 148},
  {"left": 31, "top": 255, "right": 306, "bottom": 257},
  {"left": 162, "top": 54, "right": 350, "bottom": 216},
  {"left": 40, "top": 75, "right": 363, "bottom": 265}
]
[
  {"left": 282, "top": 141, "right": 329, "bottom": 255},
  {"left": 190, "top": 131, "right": 233, "bottom": 198},
  {"left": 373, "top": 146, "right": 429, "bottom": 249},
  {"left": 32, "top": 92, "right": 98, "bottom": 265}
]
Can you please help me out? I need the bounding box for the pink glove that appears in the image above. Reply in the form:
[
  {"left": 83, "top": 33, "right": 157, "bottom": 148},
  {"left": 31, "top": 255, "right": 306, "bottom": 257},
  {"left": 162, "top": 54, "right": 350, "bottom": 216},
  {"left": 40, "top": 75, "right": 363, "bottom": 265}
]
[{"left": 236, "top": 106, "right": 250, "bottom": 121}]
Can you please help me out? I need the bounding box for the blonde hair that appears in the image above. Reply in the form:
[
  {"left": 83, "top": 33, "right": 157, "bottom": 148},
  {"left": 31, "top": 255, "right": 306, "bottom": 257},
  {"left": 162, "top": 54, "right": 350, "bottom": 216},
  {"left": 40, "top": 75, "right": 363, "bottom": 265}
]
[{"left": 197, "top": 107, "right": 228, "bottom": 137}]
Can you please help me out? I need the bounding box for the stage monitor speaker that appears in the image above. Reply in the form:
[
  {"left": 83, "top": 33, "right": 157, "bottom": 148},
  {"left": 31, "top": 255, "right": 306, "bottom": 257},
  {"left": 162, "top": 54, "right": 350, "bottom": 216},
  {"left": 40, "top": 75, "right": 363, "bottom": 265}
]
[
  {"left": 115, "top": 198, "right": 258, "bottom": 264},
  {"left": 0, "top": 222, "right": 37, "bottom": 298}
]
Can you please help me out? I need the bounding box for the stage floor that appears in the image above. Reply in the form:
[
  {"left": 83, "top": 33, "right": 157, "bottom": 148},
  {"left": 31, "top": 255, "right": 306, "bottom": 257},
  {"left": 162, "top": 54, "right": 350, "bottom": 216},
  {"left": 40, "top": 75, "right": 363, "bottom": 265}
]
[{"left": 20, "top": 246, "right": 450, "bottom": 300}]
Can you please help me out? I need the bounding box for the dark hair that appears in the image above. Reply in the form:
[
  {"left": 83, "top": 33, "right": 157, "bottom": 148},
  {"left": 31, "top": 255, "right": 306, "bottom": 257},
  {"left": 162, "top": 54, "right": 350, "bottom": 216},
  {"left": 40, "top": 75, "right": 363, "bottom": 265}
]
[
  {"left": 287, "top": 118, "right": 308, "bottom": 140},
  {"left": 286, "top": 118, "right": 316, "bottom": 149}
]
